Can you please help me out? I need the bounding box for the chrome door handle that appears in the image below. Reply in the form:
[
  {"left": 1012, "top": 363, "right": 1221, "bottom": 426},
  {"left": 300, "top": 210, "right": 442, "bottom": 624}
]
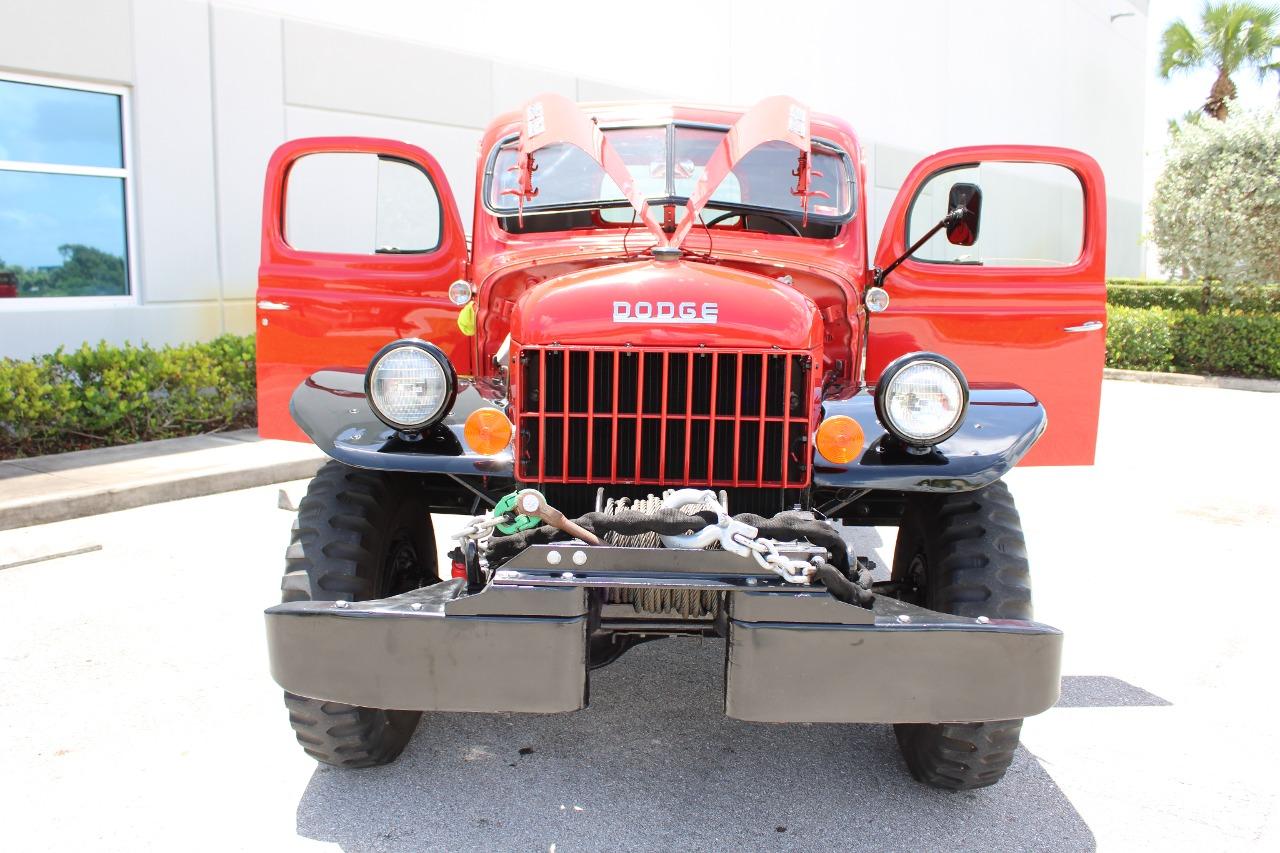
[
  {"left": 1063, "top": 320, "right": 1103, "bottom": 333},
  {"left": 257, "top": 300, "right": 290, "bottom": 311}
]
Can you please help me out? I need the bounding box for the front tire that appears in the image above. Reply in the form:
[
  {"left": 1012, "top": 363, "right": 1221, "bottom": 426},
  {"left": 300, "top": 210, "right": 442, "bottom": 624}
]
[
  {"left": 890, "top": 480, "right": 1032, "bottom": 790},
  {"left": 279, "top": 461, "right": 439, "bottom": 768}
]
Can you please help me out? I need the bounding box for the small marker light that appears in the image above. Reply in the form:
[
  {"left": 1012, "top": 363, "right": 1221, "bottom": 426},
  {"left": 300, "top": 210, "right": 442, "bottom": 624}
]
[
  {"left": 865, "top": 286, "right": 890, "bottom": 313},
  {"left": 815, "top": 415, "right": 864, "bottom": 464},
  {"left": 463, "top": 407, "right": 513, "bottom": 455},
  {"left": 448, "top": 279, "right": 474, "bottom": 306}
]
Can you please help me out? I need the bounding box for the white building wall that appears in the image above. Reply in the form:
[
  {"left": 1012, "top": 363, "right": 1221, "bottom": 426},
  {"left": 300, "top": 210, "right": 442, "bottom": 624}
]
[{"left": 0, "top": 0, "right": 1148, "bottom": 359}]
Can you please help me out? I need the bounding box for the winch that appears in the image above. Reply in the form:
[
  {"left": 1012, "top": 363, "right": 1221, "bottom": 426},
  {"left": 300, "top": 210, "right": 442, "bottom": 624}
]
[{"left": 451, "top": 487, "right": 873, "bottom": 608}]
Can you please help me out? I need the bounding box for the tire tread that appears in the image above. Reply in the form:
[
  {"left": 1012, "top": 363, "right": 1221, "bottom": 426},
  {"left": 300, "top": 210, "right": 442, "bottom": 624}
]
[
  {"left": 891, "top": 480, "right": 1032, "bottom": 790},
  {"left": 278, "top": 461, "right": 431, "bottom": 769}
]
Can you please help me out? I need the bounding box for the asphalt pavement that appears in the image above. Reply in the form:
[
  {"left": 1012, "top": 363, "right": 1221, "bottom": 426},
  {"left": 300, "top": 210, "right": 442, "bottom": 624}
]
[{"left": 1, "top": 380, "right": 1278, "bottom": 851}]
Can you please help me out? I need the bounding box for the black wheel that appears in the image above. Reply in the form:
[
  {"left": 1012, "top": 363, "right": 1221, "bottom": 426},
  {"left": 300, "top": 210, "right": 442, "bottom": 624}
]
[
  {"left": 889, "top": 479, "right": 1032, "bottom": 790},
  {"left": 279, "top": 460, "right": 439, "bottom": 768}
]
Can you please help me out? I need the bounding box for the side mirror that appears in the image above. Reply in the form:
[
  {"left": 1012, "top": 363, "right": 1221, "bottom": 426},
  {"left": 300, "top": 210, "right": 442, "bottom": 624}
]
[{"left": 945, "top": 182, "right": 982, "bottom": 246}]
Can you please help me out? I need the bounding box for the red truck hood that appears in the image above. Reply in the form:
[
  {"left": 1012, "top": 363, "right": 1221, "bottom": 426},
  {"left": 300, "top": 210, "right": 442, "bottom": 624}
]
[{"left": 509, "top": 259, "right": 822, "bottom": 350}]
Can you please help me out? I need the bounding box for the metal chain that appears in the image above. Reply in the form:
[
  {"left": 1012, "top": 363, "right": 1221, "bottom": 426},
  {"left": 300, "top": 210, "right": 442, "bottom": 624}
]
[
  {"left": 451, "top": 513, "right": 508, "bottom": 548},
  {"left": 731, "top": 533, "right": 819, "bottom": 585}
]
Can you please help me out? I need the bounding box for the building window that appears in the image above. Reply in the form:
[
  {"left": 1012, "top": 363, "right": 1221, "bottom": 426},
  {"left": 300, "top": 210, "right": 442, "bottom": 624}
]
[{"left": 0, "top": 75, "right": 133, "bottom": 301}]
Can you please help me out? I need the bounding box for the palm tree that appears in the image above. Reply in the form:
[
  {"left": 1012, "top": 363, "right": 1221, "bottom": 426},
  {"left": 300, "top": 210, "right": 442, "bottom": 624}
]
[{"left": 1159, "top": 2, "right": 1279, "bottom": 120}]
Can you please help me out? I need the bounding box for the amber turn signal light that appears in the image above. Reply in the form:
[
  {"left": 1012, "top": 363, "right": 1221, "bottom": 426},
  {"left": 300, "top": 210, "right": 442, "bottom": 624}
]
[
  {"left": 463, "top": 408, "right": 513, "bottom": 455},
  {"left": 815, "top": 415, "right": 864, "bottom": 464}
]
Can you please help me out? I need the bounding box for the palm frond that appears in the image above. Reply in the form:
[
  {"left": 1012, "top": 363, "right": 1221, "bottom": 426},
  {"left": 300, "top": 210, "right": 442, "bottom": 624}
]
[
  {"left": 1202, "top": 2, "right": 1279, "bottom": 74},
  {"left": 1256, "top": 33, "right": 1280, "bottom": 82},
  {"left": 1160, "top": 19, "right": 1205, "bottom": 77}
]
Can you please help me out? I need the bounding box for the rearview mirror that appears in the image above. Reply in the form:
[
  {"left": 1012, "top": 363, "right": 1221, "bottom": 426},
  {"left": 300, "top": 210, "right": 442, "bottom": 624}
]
[{"left": 945, "top": 182, "right": 982, "bottom": 246}]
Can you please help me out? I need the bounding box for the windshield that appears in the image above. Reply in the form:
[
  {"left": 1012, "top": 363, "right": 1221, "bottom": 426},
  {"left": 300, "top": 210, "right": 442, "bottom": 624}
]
[{"left": 485, "top": 124, "right": 854, "bottom": 223}]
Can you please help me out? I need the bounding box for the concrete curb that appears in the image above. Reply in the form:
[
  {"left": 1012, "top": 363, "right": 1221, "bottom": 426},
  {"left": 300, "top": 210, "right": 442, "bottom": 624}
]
[
  {"left": 0, "top": 430, "right": 326, "bottom": 532},
  {"left": 1104, "top": 368, "right": 1280, "bottom": 393}
]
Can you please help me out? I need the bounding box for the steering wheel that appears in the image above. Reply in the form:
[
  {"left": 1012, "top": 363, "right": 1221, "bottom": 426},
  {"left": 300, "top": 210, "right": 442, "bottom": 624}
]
[{"left": 704, "top": 209, "right": 803, "bottom": 237}]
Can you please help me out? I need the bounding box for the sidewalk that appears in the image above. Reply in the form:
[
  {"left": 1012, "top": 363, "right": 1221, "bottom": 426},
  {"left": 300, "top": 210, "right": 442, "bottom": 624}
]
[{"left": 0, "top": 430, "right": 325, "bottom": 532}]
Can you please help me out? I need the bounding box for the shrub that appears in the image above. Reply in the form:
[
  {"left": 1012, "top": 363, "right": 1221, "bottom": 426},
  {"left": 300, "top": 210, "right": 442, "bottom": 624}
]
[
  {"left": 1107, "top": 282, "right": 1280, "bottom": 314},
  {"left": 1106, "top": 306, "right": 1175, "bottom": 372},
  {"left": 1106, "top": 278, "right": 1175, "bottom": 287},
  {"left": 1170, "top": 312, "right": 1280, "bottom": 378},
  {"left": 1105, "top": 307, "right": 1280, "bottom": 378},
  {"left": 0, "top": 335, "right": 256, "bottom": 459},
  {"left": 1149, "top": 111, "right": 1280, "bottom": 284}
]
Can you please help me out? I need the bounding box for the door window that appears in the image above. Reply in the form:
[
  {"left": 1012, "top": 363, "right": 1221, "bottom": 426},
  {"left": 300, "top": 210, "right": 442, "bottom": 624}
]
[
  {"left": 906, "top": 162, "right": 1084, "bottom": 268},
  {"left": 285, "top": 153, "right": 442, "bottom": 254}
]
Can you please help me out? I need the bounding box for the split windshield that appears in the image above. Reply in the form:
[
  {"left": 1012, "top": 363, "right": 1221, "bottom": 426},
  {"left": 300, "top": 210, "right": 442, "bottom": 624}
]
[{"left": 486, "top": 125, "right": 854, "bottom": 224}]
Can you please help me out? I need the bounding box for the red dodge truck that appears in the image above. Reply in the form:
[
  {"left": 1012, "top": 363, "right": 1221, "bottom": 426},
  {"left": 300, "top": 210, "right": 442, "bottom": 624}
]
[{"left": 257, "top": 94, "right": 1104, "bottom": 790}]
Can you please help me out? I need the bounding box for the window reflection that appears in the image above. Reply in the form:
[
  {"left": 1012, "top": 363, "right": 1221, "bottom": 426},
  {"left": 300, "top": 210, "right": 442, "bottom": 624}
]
[
  {"left": 0, "top": 170, "right": 128, "bottom": 298},
  {"left": 0, "top": 77, "right": 130, "bottom": 300},
  {"left": 0, "top": 80, "right": 123, "bottom": 168}
]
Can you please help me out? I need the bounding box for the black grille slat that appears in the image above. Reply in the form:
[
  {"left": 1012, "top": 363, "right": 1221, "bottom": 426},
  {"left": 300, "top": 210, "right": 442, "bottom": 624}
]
[
  {"left": 544, "top": 350, "right": 565, "bottom": 414},
  {"left": 521, "top": 350, "right": 541, "bottom": 412},
  {"left": 569, "top": 351, "right": 590, "bottom": 413},
  {"left": 543, "top": 417, "right": 564, "bottom": 478},
  {"left": 592, "top": 352, "right": 614, "bottom": 413},
  {"left": 740, "top": 354, "right": 763, "bottom": 417},
  {"left": 618, "top": 353, "right": 639, "bottom": 414},
  {"left": 615, "top": 419, "right": 637, "bottom": 478},
  {"left": 567, "top": 418, "right": 589, "bottom": 477},
  {"left": 664, "top": 421, "right": 686, "bottom": 480},
  {"left": 591, "top": 419, "right": 613, "bottom": 479},
  {"left": 516, "top": 346, "right": 810, "bottom": 487},
  {"left": 691, "top": 353, "right": 713, "bottom": 416},
  {"left": 765, "top": 354, "right": 787, "bottom": 417},
  {"left": 789, "top": 354, "right": 807, "bottom": 417},
  {"left": 688, "top": 419, "right": 711, "bottom": 480},
  {"left": 712, "top": 420, "right": 735, "bottom": 480},
  {"left": 640, "top": 419, "right": 662, "bottom": 479},
  {"left": 715, "top": 353, "right": 737, "bottom": 416},
  {"left": 642, "top": 352, "right": 664, "bottom": 414}
]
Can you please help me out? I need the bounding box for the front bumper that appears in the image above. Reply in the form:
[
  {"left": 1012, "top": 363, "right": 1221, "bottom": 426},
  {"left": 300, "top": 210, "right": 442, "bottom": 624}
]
[{"left": 265, "top": 545, "right": 1062, "bottom": 723}]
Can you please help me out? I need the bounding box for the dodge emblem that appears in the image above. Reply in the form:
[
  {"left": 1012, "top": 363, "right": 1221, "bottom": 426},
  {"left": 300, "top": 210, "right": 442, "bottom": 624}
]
[{"left": 613, "top": 301, "right": 719, "bottom": 324}]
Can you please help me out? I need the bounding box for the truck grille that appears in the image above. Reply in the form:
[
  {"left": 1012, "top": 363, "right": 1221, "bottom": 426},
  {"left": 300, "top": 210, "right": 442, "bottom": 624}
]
[{"left": 515, "top": 346, "right": 813, "bottom": 487}]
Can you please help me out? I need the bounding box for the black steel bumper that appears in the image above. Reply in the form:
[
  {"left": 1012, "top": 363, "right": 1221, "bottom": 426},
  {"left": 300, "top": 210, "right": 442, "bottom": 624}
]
[
  {"left": 266, "top": 545, "right": 1061, "bottom": 722},
  {"left": 291, "top": 369, "right": 1045, "bottom": 493}
]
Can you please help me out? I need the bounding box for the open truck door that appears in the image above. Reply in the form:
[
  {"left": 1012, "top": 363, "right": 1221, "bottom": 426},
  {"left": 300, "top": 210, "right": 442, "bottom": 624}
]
[
  {"left": 256, "top": 137, "right": 469, "bottom": 441},
  {"left": 869, "top": 146, "right": 1106, "bottom": 466}
]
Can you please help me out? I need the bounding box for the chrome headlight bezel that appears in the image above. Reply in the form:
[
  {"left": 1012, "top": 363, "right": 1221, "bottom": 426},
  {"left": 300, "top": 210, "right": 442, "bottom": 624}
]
[
  {"left": 364, "top": 339, "right": 457, "bottom": 431},
  {"left": 874, "top": 352, "right": 969, "bottom": 447}
]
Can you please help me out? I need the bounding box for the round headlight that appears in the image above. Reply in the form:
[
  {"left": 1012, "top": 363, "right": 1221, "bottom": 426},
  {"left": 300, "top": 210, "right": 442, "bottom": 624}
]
[
  {"left": 875, "top": 353, "right": 968, "bottom": 446},
  {"left": 365, "top": 340, "right": 456, "bottom": 430}
]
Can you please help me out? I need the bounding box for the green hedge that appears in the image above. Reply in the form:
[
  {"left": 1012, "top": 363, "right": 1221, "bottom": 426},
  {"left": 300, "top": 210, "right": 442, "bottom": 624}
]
[
  {"left": 0, "top": 335, "right": 255, "bottom": 459},
  {"left": 1107, "top": 282, "right": 1280, "bottom": 314},
  {"left": 1105, "top": 306, "right": 1280, "bottom": 378},
  {"left": 1105, "top": 306, "right": 1175, "bottom": 372},
  {"left": 1106, "top": 277, "right": 1279, "bottom": 288}
]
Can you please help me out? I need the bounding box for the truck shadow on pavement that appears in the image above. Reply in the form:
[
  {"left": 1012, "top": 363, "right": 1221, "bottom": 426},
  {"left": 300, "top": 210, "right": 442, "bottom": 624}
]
[{"left": 295, "top": 637, "right": 1096, "bottom": 852}]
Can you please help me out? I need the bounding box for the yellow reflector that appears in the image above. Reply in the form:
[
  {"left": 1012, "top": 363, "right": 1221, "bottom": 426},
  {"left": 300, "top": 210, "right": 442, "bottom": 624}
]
[
  {"left": 815, "top": 415, "right": 864, "bottom": 464},
  {"left": 464, "top": 407, "right": 513, "bottom": 455},
  {"left": 456, "top": 301, "right": 476, "bottom": 336}
]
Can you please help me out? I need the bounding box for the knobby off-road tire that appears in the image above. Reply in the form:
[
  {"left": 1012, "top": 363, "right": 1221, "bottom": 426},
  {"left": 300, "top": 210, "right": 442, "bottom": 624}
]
[
  {"left": 890, "top": 479, "right": 1032, "bottom": 791},
  {"left": 280, "top": 460, "right": 439, "bottom": 768}
]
